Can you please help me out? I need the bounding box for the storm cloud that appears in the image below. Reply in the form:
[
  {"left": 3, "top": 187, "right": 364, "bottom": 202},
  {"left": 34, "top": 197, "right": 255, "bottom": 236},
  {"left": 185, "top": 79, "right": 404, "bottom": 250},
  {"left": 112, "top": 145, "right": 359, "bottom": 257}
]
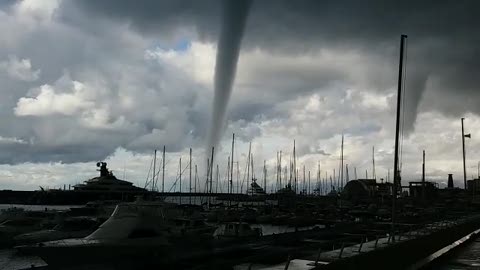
[{"left": 0, "top": 0, "right": 479, "bottom": 190}]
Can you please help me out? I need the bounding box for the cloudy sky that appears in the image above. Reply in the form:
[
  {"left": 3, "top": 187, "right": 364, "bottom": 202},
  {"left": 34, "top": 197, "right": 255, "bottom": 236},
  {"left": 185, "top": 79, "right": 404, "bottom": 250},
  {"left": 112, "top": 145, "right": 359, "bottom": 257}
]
[{"left": 0, "top": 0, "right": 479, "bottom": 191}]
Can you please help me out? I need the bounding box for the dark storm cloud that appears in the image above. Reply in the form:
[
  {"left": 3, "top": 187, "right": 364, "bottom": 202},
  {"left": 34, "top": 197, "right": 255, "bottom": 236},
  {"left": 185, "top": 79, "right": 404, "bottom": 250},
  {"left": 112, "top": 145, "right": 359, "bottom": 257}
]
[
  {"left": 1, "top": 0, "right": 478, "bottom": 167},
  {"left": 66, "top": 0, "right": 480, "bottom": 131}
]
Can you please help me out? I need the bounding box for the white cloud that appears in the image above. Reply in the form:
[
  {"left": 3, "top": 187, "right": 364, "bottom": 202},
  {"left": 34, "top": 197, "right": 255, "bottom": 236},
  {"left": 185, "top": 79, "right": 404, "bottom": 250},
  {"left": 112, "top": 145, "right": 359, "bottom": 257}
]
[
  {"left": 0, "top": 136, "right": 27, "bottom": 145},
  {"left": 0, "top": 55, "right": 40, "bottom": 81},
  {"left": 145, "top": 42, "right": 216, "bottom": 86},
  {"left": 15, "top": 79, "right": 94, "bottom": 116},
  {"left": 14, "top": 0, "right": 61, "bottom": 24}
]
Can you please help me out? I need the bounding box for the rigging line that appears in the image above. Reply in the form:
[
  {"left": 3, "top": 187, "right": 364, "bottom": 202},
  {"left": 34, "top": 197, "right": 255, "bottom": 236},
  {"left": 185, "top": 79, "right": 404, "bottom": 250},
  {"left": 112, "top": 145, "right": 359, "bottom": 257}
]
[
  {"left": 167, "top": 160, "right": 190, "bottom": 192},
  {"left": 399, "top": 39, "right": 409, "bottom": 172},
  {"left": 151, "top": 157, "right": 165, "bottom": 185},
  {"left": 143, "top": 153, "right": 155, "bottom": 189},
  {"left": 240, "top": 151, "right": 250, "bottom": 193}
]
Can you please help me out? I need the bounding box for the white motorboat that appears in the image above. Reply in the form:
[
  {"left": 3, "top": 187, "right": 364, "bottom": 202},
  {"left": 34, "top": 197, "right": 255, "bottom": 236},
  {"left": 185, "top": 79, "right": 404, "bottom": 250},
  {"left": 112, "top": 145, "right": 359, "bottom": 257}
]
[
  {"left": 17, "top": 201, "right": 172, "bottom": 268},
  {"left": 14, "top": 217, "right": 100, "bottom": 245}
]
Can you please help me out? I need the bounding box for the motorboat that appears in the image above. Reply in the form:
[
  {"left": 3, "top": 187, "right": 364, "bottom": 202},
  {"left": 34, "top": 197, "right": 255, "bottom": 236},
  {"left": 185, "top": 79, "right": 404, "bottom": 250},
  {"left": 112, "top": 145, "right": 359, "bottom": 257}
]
[
  {"left": 14, "top": 217, "right": 100, "bottom": 245},
  {"left": 0, "top": 217, "right": 45, "bottom": 247},
  {"left": 17, "top": 201, "right": 173, "bottom": 269},
  {"left": 68, "top": 200, "right": 118, "bottom": 218},
  {"left": 169, "top": 217, "right": 216, "bottom": 237}
]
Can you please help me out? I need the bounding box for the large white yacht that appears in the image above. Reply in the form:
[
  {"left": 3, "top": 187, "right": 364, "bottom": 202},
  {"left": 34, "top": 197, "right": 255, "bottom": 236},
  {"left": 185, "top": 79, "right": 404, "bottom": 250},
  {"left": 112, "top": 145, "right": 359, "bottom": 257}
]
[{"left": 73, "top": 162, "right": 145, "bottom": 193}]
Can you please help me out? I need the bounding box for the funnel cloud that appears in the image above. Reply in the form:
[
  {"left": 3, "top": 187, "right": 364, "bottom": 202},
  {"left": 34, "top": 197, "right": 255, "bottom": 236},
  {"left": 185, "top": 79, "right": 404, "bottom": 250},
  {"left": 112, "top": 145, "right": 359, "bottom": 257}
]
[{"left": 207, "top": 0, "right": 252, "bottom": 149}]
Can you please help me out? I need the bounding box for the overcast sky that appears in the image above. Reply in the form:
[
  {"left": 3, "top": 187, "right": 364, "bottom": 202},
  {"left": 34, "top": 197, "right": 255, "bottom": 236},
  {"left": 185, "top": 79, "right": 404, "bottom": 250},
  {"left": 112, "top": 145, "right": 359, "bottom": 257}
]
[{"left": 0, "top": 0, "right": 479, "bottom": 191}]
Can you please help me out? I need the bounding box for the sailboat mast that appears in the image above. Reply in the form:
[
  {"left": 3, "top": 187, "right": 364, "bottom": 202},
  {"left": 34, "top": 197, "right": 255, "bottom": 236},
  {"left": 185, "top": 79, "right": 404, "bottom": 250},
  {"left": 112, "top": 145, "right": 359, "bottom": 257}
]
[
  {"left": 372, "top": 146, "right": 376, "bottom": 180},
  {"left": 194, "top": 164, "right": 198, "bottom": 193},
  {"left": 279, "top": 150, "right": 282, "bottom": 189},
  {"left": 227, "top": 156, "right": 230, "bottom": 193},
  {"left": 293, "top": 140, "right": 296, "bottom": 192},
  {"left": 251, "top": 153, "right": 255, "bottom": 193},
  {"left": 263, "top": 160, "right": 267, "bottom": 194},
  {"left": 179, "top": 157, "right": 182, "bottom": 192},
  {"left": 340, "top": 134, "right": 344, "bottom": 191},
  {"left": 303, "top": 165, "right": 306, "bottom": 194},
  {"left": 162, "top": 146, "right": 165, "bottom": 193},
  {"left": 189, "top": 148, "right": 192, "bottom": 204},
  {"left": 179, "top": 157, "right": 182, "bottom": 204},
  {"left": 236, "top": 161, "right": 240, "bottom": 194},
  {"left": 308, "top": 170, "right": 311, "bottom": 195},
  {"left": 246, "top": 143, "right": 251, "bottom": 195},
  {"left": 210, "top": 147, "right": 215, "bottom": 195},
  {"left": 152, "top": 149, "right": 157, "bottom": 192},
  {"left": 392, "top": 34, "right": 408, "bottom": 240},
  {"left": 230, "top": 133, "right": 235, "bottom": 194},
  {"left": 216, "top": 164, "right": 219, "bottom": 193},
  {"left": 276, "top": 152, "right": 279, "bottom": 191},
  {"left": 318, "top": 162, "right": 321, "bottom": 196}
]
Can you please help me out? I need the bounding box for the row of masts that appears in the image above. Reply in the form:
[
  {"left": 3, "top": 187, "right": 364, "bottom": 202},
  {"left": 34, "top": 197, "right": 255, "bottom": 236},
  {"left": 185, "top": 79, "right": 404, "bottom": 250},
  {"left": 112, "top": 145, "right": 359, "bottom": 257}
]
[{"left": 144, "top": 134, "right": 386, "bottom": 196}]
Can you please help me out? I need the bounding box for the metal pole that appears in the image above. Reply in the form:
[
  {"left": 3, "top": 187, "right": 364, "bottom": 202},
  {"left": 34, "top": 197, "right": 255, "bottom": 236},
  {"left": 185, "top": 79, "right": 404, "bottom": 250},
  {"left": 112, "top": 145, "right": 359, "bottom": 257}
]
[{"left": 393, "top": 34, "right": 408, "bottom": 242}]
